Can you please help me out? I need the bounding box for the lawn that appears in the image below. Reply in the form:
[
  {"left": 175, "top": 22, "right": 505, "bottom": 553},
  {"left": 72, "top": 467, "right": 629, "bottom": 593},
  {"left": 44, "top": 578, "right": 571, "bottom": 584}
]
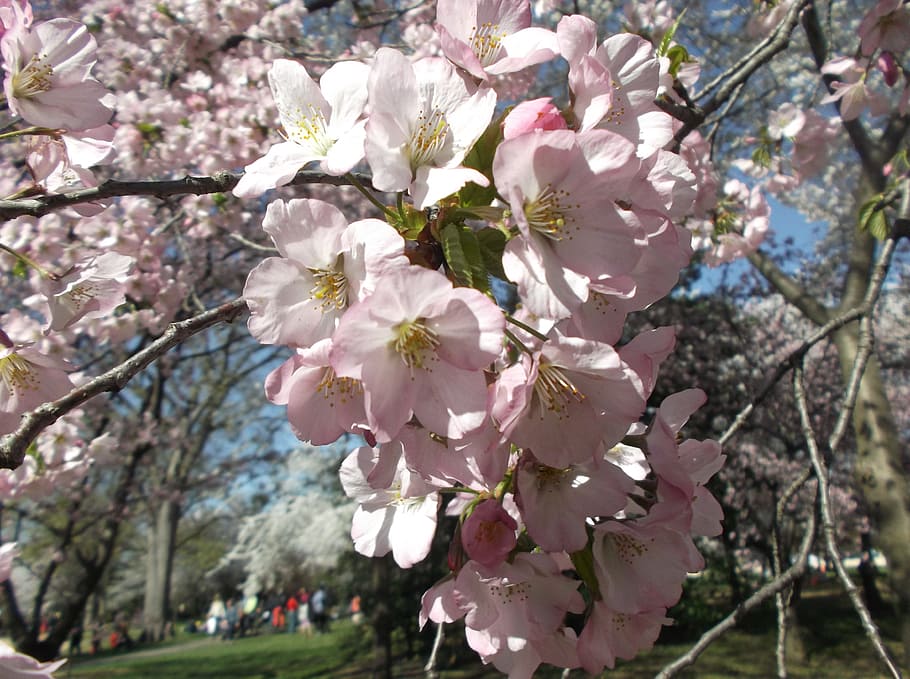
[{"left": 64, "top": 587, "right": 905, "bottom": 678}]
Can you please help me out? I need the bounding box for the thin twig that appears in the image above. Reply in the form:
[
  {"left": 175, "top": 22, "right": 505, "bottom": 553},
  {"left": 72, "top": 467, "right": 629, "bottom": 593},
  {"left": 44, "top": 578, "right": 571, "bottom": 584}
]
[
  {"left": 792, "top": 363, "right": 901, "bottom": 679},
  {"left": 719, "top": 236, "right": 897, "bottom": 448},
  {"left": 655, "top": 497, "right": 817, "bottom": 679},
  {"left": 0, "top": 170, "right": 374, "bottom": 221},
  {"left": 424, "top": 621, "right": 445, "bottom": 678},
  {"left": 0, "top": 298, "right": 248, "bottom": 470}
]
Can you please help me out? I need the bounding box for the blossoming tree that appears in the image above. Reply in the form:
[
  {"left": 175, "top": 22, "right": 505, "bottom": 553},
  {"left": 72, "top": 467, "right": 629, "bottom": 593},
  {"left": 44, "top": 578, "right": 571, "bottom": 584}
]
[{"left": 0, "top": 0, "right": 907, "bottom": 677}]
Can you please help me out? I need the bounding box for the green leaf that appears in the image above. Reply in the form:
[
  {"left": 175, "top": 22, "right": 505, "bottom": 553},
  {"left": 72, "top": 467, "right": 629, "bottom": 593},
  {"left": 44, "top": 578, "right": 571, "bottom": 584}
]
[
  {"left": 440, "top": 223, "right": 490, "bottom": 293},
  {"left": 858, "top": 195, "right": 890, "bottom": 240},
  {"left": 459, "top": 115, "right": 504, "bottom": 207},
  {"left": 751, "top": 145, "right": 772, "bottom": 168},
  {"left": 570, "top": 543, "right": 600, "bottom": 599},
  {"left": 666, "top": 44, "right": 690, "bottom": 78},
  {"left": 12, "top": 259, "right": 28, "bottom": 278},
  {"left": 657, "top": 8, "right": 687, "bottom": 57},
  {"left": 475, "top": 228, "right": 507, "bottom": 280}
]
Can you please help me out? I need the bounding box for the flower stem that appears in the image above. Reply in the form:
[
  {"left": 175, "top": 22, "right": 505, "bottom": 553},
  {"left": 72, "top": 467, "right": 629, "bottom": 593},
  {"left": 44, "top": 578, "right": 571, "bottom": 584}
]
[
  {"left": 0, "top": 242, "right": 55, "bottom": 279},
  {"left": 0, "top": 126, "right": 62, "bottom": 142},
  {"left": 345, "top": 172, "right": 396, "bottom": 219},
  {"left": 505, "top": 314, "right": 550, "bottom": 342}
]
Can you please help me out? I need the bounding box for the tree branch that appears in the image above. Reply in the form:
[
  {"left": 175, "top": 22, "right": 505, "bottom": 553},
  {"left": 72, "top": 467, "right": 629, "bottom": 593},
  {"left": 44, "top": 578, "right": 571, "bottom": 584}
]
[
  {"left": 662, "top": 0, "right": 811, "bottom": 147},
  {"left": 0, "top": 170, "right": 373, "bottom": 221},
  {"left": 746, "top": 249, "right": 830, "bottom": 325},
  {"left": 656, "top": 487, "right": 816, "bottom": 678},
  {"left": 793, "top": 363, "right": 901, "bottom": 678},
  {"left": 720, "top": 236, "right": 896, "bottom": 447},
  {"left": 0, "top": 298, "right": 247, "bottom": 470}
]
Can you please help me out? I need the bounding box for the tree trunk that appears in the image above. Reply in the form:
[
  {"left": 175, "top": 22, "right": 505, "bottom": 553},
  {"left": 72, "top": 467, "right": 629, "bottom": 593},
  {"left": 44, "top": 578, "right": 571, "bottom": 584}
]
[
  {"left": 143, "top": 498, "right": 181, "bottom": 642},
  {"left": 833, "top": 324, "right": 910, "bottom": 667}
]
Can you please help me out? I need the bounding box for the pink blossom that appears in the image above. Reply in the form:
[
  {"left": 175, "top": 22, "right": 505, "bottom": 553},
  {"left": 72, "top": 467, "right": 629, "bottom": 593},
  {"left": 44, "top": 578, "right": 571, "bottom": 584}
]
[
  {"left": 454, "top": 553, "right": 585, "bottom": 660},
  {"left": 1, "top": 18, "right": 113, "bottom": 129},
  {"left": 461, "top": 498, "right": 517, "bottom": 568},
  {"left": 330, "top": 265, "right": 505, "bottom": 442},
  {"left": 0, "top": 341, "right": 74, "bottom": 435},
  {"left": 340, "top": 443, "right": 440, "bottom": 568},
  {"left": 233, "top": 59, "right": 370, "bottom": 198},
  {"left": 820, "top": 57, "right": 889, "bottom": 121},
  {"left": 243, "top": 198, "right": 407, "bottom": 348},
  {"left": 40, "top": 251, "right": 133, "bottom": 331},
  {"left": 264, "top": 338, "right": 369, "bottom": 445},
  {"left": 591, "top": 518, "right": 703, "bottom": 613},
  {"left": 365, "top": 48, "right": 497, "bottom": 209},
  {"left": 876, "top": 51, "right": 900, "bottom": 87},
  {"left": 0, "top": 641, "right": 65, "bottom": 678},
  {"left": 516, "top": 450, "right": 633, "bottom": 552},
  {"left": 501, "top": 97, "right": 566, "bottom": 139},
  {"left": 0, "top": 0, "right": 31, "bottom": 39},
  {"left": 495, "top": 330, "right": 648, "bottom": 468},
  {"left": 493, "top": 128, "right": 643, "bottom": 319},
  {"left": 858, "top": 0, "right": 910, "bottom": 56},
  {"left": 435, "top": 0, "right": 558, "bottom": 80},
  {"left": 577, "top": 601, "right": 670, "bottom": 672}
]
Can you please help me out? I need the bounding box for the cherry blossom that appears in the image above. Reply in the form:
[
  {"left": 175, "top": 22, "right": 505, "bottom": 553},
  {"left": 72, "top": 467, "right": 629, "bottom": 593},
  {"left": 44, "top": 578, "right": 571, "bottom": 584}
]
[
  {"left": 232, "top": 58, "right": 370, "bottom": 198},
  {"left": 0, "top": 339, "right": 73, "bottom": 435},
  {"left": 340, "top": 443, "right": 440, "bottom": 568},
  {"left": 330, "top": 265, "right": 505, "bottom": 442},
  {"left": 858, "top": 0, "right": 910, "bottom": 56},
  {"left": 0, "top": 641, "right": 65, "bottom": 679},
  {"left": 1, "top": 17, "right": 112, "bottom": 129},
  {"left": 435, "top": 0, "right": 558, "bottom": 80},
  {"left": 365, "top": 47, "right": 497, "bottom": 209},
  {"left": 243, "top": 198, "right": 408, "bottom": 348},
  {"left": 461, "top": 498, "right": 518, "bottom": 568},
  {"left": 40, "top": 251, "right": 133, "bottom": 332}
]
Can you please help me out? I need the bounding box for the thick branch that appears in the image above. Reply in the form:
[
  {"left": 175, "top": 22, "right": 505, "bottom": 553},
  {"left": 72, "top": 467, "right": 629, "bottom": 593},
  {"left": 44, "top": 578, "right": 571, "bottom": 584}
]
[
  {"left": 0, "top": 298, "right": 247, "bottom": 470},
  {"left": 746, "top": 250, "right": 830, "bottom": 325},
  {"left": 0, "top": 170, "right": 372, "bottom": 221}
]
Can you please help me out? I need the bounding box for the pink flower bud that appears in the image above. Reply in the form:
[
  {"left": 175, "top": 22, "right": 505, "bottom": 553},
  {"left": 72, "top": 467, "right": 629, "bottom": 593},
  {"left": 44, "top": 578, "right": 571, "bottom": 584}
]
[
  {"left": 461, "top": 499, "right": 517, "bottom": 568},
  {"left": 877, "top": 51, "right": 899, "bottom": 87},
  {"left": 502, "top": 97, "right": 567, "bottom": 140}
]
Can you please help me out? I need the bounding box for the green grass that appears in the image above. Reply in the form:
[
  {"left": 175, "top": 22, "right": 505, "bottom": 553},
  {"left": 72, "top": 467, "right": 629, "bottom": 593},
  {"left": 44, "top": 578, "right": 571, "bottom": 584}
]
[{"left": 64, "top": 587, "right": 906, "bottom": 679}]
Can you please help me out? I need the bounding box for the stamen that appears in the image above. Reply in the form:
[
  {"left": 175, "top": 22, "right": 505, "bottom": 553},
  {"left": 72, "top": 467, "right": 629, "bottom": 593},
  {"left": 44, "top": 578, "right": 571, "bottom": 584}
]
[
  {"left": 469, "top": 22, "right": 506, "bottom": 66},
  {"left": 524, "top": 185, "right": 580, "bottom": 241},
  {"left": 316, "top": 367, "right": 363, "bottom": 405},
  {"left": 0, "top": 353, "right": 39, "bottom": 397},
  {"left": 392, "top": 319, "right": 439, "bottom": 369},
  {"left": 532, "top": 361, "right": 585, "bottom": 419},
  {"left": 308, "top": 267, "right": 348, "bottom": 311},
  {"left": 11, "top": 53, "right": 54, "bottom": 99},
  {"left": 281, "top": 103, "right": 332, "bottom": 154},
  {"left": 408, "top": 108, "right": 449, "bottom": 169}
]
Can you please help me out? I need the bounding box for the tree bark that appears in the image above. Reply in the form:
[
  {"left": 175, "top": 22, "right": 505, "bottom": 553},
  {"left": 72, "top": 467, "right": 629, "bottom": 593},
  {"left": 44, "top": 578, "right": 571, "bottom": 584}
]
[{"left": 143, "top": 498, "right": 181, "bottom": 641}]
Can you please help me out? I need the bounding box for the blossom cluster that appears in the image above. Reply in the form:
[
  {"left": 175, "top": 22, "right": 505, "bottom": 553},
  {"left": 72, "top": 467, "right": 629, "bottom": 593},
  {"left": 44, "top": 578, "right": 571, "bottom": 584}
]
[{"left": 238, "top": 1, "right": 724, "bottom": 675}]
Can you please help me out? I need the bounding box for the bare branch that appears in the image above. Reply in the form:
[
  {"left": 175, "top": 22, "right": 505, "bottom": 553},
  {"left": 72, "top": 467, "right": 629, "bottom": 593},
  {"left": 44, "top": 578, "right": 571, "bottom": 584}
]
[
  {"left": 793, "top": 363, "right": 901, "bottom": 679},
  {"left": 655, "top": 493, "right": 816, "bottom": 679},
  {"left": 0, "top": 298, "right": 248, "bottom": 470},
  {"left": 662, "top": 0, "right": 811, "bottom": 146},
  {"left": 0, "top": 170, "right": 373, "bottom": 221},
  {"left": 719, "top": 236, "right": 897, "bottom": 447}
]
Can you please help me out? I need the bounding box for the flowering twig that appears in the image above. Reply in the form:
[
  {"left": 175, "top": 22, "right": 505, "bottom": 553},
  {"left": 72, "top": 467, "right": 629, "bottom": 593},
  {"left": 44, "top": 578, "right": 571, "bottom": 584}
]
[
  {"left": 0, "top": 298, "right": 247, "bottom": 470},
  {"left": 0, "top": 169, "right": 374, "bottom": 221}
]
